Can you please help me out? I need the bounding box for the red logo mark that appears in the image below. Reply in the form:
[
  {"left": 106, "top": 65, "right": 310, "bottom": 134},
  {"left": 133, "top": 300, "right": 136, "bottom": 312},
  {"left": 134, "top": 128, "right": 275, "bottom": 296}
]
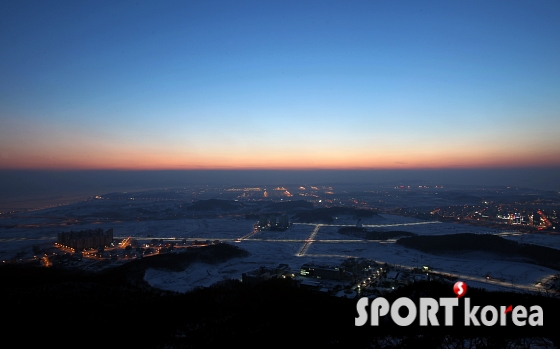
[
  {"left": 453, "top": 281, "right": 467, "bottom": 298},
  {"left": 505, "top": 305, "right": 513, "bottom": 314}
]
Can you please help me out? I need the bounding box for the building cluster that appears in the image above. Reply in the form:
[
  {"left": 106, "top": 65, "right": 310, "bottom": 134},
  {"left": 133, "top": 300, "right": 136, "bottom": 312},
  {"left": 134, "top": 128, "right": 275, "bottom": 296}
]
[
  {"left": 488, "top": 209, "right": 555, "bottom": 230},
  {"left": 240, "top": 258, "right": 445, "bottom": 299},
  {"left": 298, "top": 262, "right": 438, "bottom": 298},
  {"left": 398, "top": 205, "right": 559, "bottom": 231},
  {"left": 300, "top": 264, "right": 350, "bottom": 280},
  {"left": 57, "top": 228, "right": 114, "bottom": 250},
  {"left": 257, "top": 214, "right": 290, "bottom": 231},
  {"left": 300, "top": 258, "right": 377, "bottom": 280}
]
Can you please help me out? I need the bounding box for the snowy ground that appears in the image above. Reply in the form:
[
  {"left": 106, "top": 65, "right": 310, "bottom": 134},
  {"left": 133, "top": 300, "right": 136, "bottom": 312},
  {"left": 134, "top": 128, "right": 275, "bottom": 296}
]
[
  {"left": 2, "top": 212, "right": 559, "bottom": 295},
  {"left": 140, "top": 214, "right": 560, "bottom": 294}
]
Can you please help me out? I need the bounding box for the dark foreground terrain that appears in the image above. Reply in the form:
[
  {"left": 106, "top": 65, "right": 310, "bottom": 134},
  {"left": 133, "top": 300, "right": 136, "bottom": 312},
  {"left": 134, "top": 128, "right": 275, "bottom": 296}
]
[{"left": 2, "top": 243, "right": 560, "bottom": 349}]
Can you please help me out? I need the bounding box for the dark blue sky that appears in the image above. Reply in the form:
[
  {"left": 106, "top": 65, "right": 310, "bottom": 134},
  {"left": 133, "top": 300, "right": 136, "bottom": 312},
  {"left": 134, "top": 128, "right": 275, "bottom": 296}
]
[{"left": 1, "top": 1, "right": 559, "bottom": 170}]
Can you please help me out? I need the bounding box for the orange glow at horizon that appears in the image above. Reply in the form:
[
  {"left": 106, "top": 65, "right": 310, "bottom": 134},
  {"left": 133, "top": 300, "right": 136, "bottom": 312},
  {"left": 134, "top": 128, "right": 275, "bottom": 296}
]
[{"left": 2, "top": 147, "right": 559, "bottom": 171}]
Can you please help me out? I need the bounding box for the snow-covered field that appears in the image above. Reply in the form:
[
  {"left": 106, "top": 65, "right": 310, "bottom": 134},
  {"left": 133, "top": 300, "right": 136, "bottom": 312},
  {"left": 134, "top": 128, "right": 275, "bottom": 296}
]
[
  {"left": 142, "top": 214, "right": 560, "bottom": 294},
  {"left": 2, "top": 212, "right": 559, "bottom": 295}
]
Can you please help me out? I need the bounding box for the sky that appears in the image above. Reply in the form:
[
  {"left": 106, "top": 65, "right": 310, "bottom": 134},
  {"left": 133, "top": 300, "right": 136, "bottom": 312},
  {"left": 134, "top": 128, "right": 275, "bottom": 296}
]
[{"left": 1, "top": 0, "right": 559, "bottom": 171}]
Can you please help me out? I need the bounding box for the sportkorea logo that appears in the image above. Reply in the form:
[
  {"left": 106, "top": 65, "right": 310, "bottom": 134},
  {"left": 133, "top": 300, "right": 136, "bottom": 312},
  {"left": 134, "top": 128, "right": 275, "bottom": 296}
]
[{"left": 355, "top": 281, "right": 543, "bottom": 327}]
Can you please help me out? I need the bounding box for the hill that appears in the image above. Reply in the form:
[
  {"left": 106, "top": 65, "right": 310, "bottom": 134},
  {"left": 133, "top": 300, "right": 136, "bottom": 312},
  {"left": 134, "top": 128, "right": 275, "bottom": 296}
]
[{"left": 397, "top": 233, "right": 560, "bottom": 271}]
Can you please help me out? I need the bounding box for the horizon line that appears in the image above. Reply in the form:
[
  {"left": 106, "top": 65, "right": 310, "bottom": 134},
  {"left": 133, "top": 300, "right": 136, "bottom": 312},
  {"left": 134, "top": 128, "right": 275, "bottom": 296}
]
[{"left": 2, "top": 165, "right": 560, "bottom": 171}]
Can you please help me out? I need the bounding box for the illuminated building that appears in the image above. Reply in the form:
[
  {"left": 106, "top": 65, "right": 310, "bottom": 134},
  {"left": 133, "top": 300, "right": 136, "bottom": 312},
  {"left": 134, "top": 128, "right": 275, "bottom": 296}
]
[{"left": 57, "top": 228, "right": 113, "bottom": 250}]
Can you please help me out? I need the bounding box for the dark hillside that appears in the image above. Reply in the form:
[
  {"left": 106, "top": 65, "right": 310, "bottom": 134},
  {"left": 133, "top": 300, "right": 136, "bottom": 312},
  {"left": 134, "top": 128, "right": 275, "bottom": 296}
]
[{"left": 397, "top": 233, "right": 560, "bottom": 271}]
